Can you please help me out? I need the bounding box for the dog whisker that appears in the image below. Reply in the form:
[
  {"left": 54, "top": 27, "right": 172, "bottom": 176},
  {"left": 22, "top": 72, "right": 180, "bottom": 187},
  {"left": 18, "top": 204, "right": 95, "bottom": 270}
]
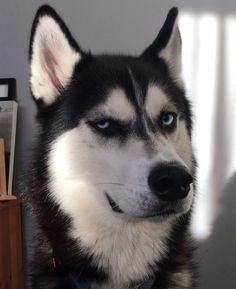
[{"left": 95, "top": 182, "right": 124, "bottom": 186}]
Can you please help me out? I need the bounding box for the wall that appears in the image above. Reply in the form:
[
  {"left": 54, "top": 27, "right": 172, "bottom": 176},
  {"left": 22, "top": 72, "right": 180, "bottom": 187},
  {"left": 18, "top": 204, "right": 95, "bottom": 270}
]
[{"left": 0, "top": 0, "right": 235, "bottom": 288}]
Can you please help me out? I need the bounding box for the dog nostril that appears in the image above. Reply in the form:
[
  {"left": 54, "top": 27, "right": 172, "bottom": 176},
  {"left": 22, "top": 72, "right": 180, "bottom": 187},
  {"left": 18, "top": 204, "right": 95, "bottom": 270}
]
[
  {"left": 181, "top": 184, "right": 190, "bottom": 191},
  {"left": 155, "top": 176, "right": 172, "bottom": 195},
  {"left": 182, "top": 173, "right": 193, "bottom": 187}
]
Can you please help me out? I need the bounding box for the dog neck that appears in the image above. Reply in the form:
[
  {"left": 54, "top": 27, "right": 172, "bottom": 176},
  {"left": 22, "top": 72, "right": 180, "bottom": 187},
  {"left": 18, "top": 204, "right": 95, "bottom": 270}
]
[
  {"left": 52, "top": 254, "right": 155, "bottom": 289},
  {"left": 69, "top": 212, "right": 173, "bottom": 288}
]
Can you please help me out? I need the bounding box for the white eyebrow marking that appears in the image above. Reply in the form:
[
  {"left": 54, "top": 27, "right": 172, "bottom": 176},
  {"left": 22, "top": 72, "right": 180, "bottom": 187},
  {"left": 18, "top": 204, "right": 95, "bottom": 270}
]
[
  {"left": 145, "top": 84, "right": 170, "bottom": 119},
  {"left": 90, "top": 88, "right": 135, "bottom": 121}
]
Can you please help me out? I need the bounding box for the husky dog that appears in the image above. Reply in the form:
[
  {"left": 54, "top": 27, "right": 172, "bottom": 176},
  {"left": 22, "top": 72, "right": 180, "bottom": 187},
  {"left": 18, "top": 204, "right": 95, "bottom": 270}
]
[{"left": 28, "top": 5, "right": 196, "bottom": 289}]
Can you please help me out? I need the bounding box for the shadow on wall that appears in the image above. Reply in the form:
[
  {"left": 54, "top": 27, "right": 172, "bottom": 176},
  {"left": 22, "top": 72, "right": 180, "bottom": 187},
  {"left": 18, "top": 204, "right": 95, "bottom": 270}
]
[{"left": 197, "top": 171, "right": 236, "bottom": 289}]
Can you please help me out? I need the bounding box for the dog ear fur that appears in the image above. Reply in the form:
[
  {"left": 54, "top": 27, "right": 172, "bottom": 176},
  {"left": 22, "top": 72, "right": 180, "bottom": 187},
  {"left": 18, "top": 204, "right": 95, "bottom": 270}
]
[
  {"left": 141, "top": 7, "right": 182, "bottom": 80},
  {"left": 29, "top": 5, "right": 82, "bottom": 106}
]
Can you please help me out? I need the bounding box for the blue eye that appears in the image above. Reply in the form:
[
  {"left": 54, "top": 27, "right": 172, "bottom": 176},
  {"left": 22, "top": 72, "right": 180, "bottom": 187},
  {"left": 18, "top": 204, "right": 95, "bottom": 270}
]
[
  {"left": 87, "top": 118, "right": 128, "bottom": 138},
  {"left": 160, "top": 112, "right": 177, "bottom": 129},
  {"left": 96, "top": 120, "right": 110, "bottom": 129},
  {"left": 88, "top": 118, "right": 119, "bottom": 137}
]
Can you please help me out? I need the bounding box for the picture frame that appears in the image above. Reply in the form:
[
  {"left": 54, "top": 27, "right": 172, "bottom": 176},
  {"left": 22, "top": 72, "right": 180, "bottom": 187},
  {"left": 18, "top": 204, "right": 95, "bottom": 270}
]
[{"left": 0, "top": 78, "right": 16, "bottom": 100}]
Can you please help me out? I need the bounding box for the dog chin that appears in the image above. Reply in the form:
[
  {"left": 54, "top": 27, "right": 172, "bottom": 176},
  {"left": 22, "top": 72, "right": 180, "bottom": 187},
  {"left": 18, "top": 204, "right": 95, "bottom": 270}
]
[{"left": 106, "top": 193, "right": 192, "bottom": 221}]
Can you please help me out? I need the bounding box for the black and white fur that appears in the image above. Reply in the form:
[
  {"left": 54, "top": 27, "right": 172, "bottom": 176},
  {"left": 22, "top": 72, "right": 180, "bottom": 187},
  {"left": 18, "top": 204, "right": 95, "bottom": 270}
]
[{"left": 28, "top": 5, "right": 197, "bottom": 289}]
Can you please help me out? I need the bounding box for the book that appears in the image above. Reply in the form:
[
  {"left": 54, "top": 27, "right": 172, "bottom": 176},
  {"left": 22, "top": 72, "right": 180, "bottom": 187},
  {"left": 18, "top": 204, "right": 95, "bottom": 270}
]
[
  {"left": 0, "top": 138, "right": 7, "bottom": 195},
  {"left": 0, "top": 101, "right": 18, "bottom": 195}
]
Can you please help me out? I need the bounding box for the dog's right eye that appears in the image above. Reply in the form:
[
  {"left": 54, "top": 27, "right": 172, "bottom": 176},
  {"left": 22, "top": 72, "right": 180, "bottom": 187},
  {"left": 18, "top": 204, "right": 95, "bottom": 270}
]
[
  {"left": 87, "top": 119, "right": 123, "bottom": 137},
  {"left": 95, "top": 120, "right": 110, "bottom": 129}
]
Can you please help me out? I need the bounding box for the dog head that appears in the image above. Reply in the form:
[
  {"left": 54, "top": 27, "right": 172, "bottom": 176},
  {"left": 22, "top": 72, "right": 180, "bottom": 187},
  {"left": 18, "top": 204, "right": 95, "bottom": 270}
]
[{"left": 29, "top": 5, "right": 195, "bottom": 221}]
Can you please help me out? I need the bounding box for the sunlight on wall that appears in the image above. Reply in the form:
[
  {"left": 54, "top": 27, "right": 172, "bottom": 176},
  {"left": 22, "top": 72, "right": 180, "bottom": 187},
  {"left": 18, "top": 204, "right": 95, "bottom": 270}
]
[
  {"left": 225, "top": 17, "right": 236, "bottom": 175},
  {"left": 179, "top": 13, "right": 236, "bottom": 240}
]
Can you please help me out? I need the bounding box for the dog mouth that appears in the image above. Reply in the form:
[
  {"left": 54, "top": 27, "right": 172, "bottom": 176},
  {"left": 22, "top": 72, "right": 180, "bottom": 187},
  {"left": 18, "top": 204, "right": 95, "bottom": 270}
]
[
  {"left": 138, "top": 208, "right": 180, "bottom": 219},
  {"left": 105, "top": 193, "right": 190, "bottom": 218},
  {"left": 106, "top": 193, "right": 123, "bottom": 213}
]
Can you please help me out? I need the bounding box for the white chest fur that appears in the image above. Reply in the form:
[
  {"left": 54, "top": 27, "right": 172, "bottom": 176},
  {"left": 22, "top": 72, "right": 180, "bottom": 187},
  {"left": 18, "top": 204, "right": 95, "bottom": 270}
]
[{"left": 49, "top": 177, "right": 172, "bottom": 288}]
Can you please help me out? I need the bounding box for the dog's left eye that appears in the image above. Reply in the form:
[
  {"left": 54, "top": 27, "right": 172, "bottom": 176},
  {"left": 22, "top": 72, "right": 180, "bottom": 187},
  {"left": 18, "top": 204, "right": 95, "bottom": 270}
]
[{"left": 160, "top": 112, "right": 177, "bottom": 130}]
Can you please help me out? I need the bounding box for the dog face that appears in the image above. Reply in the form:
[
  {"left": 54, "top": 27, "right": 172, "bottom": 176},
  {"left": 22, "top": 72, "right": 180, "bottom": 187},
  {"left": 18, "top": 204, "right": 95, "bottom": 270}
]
[{"left": 30, "top": 6, "right": 194, "bottom": 222}]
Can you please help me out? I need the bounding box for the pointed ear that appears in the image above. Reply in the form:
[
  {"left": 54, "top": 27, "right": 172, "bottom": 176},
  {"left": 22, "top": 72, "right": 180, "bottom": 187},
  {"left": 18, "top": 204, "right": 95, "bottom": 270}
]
[
  {"left": 141, "top": 8, "right": 182, "bottom": 79},
  {"left": 29, "top": 5, "right": 82, "bottom": 106}
]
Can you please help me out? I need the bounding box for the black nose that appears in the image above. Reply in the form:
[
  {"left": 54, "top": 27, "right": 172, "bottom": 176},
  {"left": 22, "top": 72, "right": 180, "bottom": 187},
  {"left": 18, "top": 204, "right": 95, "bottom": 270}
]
[{"left": 148, "top": 164, "right": 193, "bottom": 202}]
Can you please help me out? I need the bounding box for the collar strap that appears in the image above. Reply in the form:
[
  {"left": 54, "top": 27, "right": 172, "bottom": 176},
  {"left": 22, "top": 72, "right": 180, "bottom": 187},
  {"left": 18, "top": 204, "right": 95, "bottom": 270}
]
[
  {"left": 137, "top": 280, "right": 154, "bottom": 289},
  {"left": 52, "top": 256, "right": 154, "bottom": 289}
]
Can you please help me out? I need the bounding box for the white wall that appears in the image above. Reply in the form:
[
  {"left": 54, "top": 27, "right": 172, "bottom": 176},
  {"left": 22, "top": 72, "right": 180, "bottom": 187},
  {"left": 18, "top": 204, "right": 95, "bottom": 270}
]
[{"left": 0, "top": 0, "right": 235, "bottom": 288}]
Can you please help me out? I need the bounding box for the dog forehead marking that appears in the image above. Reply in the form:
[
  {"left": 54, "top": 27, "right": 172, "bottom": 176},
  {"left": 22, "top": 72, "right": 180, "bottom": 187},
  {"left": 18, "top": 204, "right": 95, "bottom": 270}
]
[
  {"left": 127, "top": 68, "right": 143, "bottom": 110},
  {"left": 128, "top": 68, "right": 147, "bottom": 123},
  {"left": 91, "top": 88, "right": 135, "bottom": 121},
  {"left": 127, "top": 67, "right": 155, "bottom": 139},
  {"left": 145, "top": 84, "right": 170, "bottom": 119}
]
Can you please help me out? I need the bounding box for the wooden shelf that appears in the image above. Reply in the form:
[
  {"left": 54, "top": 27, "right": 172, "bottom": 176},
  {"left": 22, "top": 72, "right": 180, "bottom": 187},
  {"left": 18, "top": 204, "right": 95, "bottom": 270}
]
[
  {"left": 0, "top": 195, "right": 17, "bottom": 201},
  {"left": 0, "top": 198, "right": 23, "bottom": 289}
]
